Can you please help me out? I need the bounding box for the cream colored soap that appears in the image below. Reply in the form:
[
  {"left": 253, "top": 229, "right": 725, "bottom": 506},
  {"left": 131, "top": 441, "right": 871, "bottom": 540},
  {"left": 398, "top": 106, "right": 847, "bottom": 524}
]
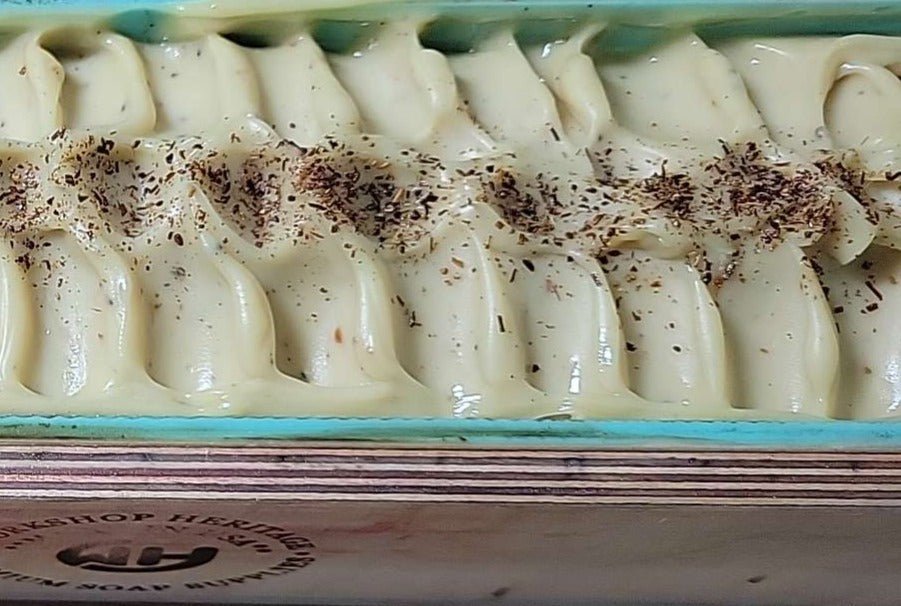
[{"left": 0, "top": 14, "right": 895, "bottom": 419}]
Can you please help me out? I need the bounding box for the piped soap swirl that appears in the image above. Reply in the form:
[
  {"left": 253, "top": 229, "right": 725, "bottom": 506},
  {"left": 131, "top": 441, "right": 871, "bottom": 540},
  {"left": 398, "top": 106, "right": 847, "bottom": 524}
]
[{"left": 0, "top": 21, "right": 895, "bottom": 418}]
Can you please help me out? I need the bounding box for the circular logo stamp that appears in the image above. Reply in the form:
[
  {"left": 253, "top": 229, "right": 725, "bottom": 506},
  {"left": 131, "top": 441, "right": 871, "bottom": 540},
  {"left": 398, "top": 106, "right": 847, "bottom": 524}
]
[{"left": 0, "top": 511, "right": 316, "bottom": 594}]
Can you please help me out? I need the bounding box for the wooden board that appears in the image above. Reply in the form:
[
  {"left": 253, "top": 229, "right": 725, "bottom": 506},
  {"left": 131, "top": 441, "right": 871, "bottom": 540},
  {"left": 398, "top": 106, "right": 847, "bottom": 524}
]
[
  {"left": 0, "top": 442, "right": 899, "bottom": 504},
  {"left": 0, "top": 441, "right": 896, "bottom": 605}
]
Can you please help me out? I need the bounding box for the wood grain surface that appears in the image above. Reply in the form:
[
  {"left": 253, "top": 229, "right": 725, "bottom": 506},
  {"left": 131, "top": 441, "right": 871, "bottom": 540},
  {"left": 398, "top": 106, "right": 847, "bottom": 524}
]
[{"left": 0, "top": 441, "right": 897, "bottom": 505}]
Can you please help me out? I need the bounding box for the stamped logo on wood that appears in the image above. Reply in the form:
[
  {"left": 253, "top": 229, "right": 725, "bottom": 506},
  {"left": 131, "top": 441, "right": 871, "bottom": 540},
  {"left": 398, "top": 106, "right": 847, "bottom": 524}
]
[{"left": 0, "top": 511, "right": 316, "bottom": 593}]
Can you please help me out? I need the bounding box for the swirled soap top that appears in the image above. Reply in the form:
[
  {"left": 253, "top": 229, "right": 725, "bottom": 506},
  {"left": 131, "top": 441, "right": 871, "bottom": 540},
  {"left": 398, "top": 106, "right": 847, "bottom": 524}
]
[{"left": 0, "top": 3, "right": 896, "bottom": 418}]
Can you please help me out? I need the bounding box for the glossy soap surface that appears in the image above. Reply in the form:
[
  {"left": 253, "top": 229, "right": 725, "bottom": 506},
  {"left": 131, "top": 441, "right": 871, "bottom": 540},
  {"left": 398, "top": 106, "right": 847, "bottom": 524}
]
[{"left": 0, "top": 1, "right": 896, "bottom": 419}]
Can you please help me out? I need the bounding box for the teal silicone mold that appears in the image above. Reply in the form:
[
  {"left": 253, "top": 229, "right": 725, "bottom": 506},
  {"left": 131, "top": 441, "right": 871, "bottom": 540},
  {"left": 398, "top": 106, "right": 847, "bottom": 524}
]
[{"left": 0, "top": 0, "right": 897, "bottom": 446}]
